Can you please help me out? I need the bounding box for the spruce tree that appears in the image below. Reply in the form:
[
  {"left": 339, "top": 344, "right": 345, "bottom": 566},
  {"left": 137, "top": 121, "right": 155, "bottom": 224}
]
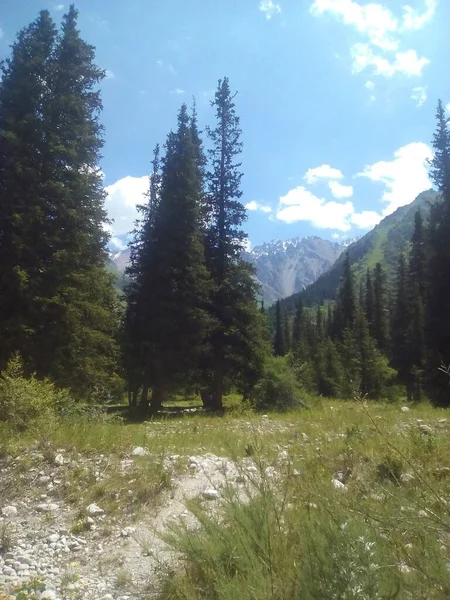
[
  {"left": 202, "top": 78, "right": 267, "bottom": 409},
  {"left": 127, "top": 104, "right": 212, "bottom": 412},
  {"left": 364, "top": 269, "right": 375, "bottom": 338},
  {"left": 0, "top": 7, "right": 119, "bottom": 395},
  {"left": 373, "top": 263, "right": 389, "bottom": 353},
  {"left": 292, "top": 298, "right": 304, "bottom": 353},
  {"left": 274, "top": 300, "right": 287, "bottom": 357},
  {"left": 391, "top": 253, "right": 411, "bottom": 395},
  {"left": 0, "top": 10, "right": 56, "bottom": 372},
  {"left": 34, "top": 5, "right": 119, "bottom": 394},
  {"left": 334, "top": 252, "right": 355, "bottom": 338},
  {"left": 425, "top": 100, "right": 450, "bottom": 404}
]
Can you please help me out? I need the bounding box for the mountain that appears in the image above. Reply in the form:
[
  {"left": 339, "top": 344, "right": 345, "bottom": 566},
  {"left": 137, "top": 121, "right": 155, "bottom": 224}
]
[
  {"left": 111, "top": 236, "right": 345, "bottom": 304},
  {"left": 242, "top": 236, "right": 345, "bottom": 304},
  {"left": 279, "top": 189, "right": 439, "bottom": 314}
]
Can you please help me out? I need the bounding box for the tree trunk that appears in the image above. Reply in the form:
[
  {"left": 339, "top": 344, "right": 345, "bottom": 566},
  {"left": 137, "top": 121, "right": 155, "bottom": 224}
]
[{"left": 151, "top": 382, "right": 166, "bottom": 413}]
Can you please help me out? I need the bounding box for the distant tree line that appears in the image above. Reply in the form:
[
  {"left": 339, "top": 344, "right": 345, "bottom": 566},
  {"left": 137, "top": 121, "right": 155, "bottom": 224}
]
[{"left": 272, "top": 100, "right": 450, "bottom": 406}]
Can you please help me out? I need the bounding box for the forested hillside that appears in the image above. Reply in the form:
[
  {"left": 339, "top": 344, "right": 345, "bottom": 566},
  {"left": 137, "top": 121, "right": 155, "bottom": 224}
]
[{"left": 278, "top": 188, "right": 439, "bottom": 313}]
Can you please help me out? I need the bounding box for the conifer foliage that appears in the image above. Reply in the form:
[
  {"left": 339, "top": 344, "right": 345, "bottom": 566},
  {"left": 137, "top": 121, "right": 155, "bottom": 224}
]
[
  {"left": 124, "top": 79, "right": 268, "bottom": 413},
  {"left": 0, "top": 7, "right": 119, "bottom": 397}
]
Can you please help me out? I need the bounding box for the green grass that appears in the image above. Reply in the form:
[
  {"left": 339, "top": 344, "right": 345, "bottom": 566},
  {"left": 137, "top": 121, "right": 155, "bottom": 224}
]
[{"left": 1, "top": 398, "right": 450, "bottom": 598}]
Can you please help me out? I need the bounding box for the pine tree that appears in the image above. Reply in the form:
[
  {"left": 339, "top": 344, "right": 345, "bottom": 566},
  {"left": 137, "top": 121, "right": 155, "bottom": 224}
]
[
  {"left": 315, "top": 338, "right": 342, "bottom": 397},
  {"left": 364, "top": 269, "right": 375, "bottom": 338},
  {"left": 0, "top": 10, "right": 57, "bottom": 372},
  {"left": 373, "top": 263, "right": 388, "bottom": 353},
  {"left": 273, "top": 300, "right": 287, "bottom": 357},
  {"left": 123, "top": 144, "right": 161, "bottom": 408},
  {"left": 127, "top": 104, "right": 212, "bottom": 412},
  {"left": 0, "top": 7, "right": 120, "bottom": 396},
  {"left": 391, "top": 253, "right": 411, "bottom": 395},
  {"left": 425, "top": 100, "right": 450, "bottom": 404},
  {"left": 292, "top": 298, "right": 304, "bottom": 353},
  {"left": 202, "top": 78, "right": 267, "bottom": 409},
  {"left": 406, "top": 210, "right": 426, "bottom": 400},
  {"left": 334, "top": 252, "right": 355, "bottom": 338}
]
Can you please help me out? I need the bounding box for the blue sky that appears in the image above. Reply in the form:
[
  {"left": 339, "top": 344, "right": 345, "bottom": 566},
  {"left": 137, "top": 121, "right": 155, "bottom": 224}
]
[{"left": 1, "top": 0, "right": 449, "bottom": 250}]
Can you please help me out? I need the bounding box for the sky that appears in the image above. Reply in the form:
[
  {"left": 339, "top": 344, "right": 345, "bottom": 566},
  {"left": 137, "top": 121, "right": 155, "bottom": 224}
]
[{"left": 1, "top": 0, "right": 449, "bottom": 251}]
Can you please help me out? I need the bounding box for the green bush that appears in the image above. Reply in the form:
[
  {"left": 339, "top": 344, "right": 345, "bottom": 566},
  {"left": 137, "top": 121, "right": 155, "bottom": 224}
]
[
  {"left": 250, "top": 356, "right": 306, "bottom": 411},
  {"left": 0, "top": 354, "right": 71, "bottom": 430}
]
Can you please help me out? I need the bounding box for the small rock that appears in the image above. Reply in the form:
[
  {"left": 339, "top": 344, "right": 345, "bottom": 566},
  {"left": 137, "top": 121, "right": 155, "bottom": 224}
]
[
  {"left": 36, "top": 503, "right": 59, "bottom": 512},
  {"left": 401, "top": 406, "right": 410, "bottom": 413},
  {"left": 121, "top": 526, "right": 136, "bottom": 537},
  {"left": 419, "top": 424, "right": 433, "bottom": 435},
  {"left": 332, "top": 478, "right": 346, "bottom": 490},
  {"left": 86, "top": 503, "right": 104, "bottom": 516},
  {"left": 1, "top": 506, "right": 17, "bottom": 518},
  {"left": 261, "top": 415, "right": 269, "bottom": 419},
  {"left": 418, "top": 509, "right": 428, "bottom": 517},
  {"left": 131, "top": 446, "right": 148, "bottom": 457},
  {"left": 400, "top": 473, "right": 414, "bottom": 483},
  {"left": 202, "top": 489, "right": 220, "bottom": 500},
  {"left": 47, "top": 533, "right": 60, "bottom": 543},
  {"left": 54, "top": 454, "right": 65, "bottom": 466},
  {"left": 39, "top": 591, "right": 58, "bottom": 600}
]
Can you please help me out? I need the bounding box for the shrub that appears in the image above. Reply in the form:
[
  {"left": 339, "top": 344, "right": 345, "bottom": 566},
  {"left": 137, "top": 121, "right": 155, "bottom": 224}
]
[
  {"left": 250, "top": 356, "right": 306, "bottom": 411},
  {"left": 0, "top": 354, "right": 71, "bottom": 430}
]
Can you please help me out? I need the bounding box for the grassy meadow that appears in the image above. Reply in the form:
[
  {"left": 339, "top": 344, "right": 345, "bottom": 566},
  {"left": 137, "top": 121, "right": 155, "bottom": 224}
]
[{"left": 1, "top": 397, "right": 450, "bottom": 599}]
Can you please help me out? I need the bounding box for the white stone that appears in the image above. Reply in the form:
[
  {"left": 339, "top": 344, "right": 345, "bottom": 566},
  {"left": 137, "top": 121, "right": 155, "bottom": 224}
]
[
  {"left": 47, "top": 533, "right": 60, "bottom": 543},
  {"left": 202, "top": 489, "right": 220, "bottom": 500},
  {"left": 86, "top": 503, "right": 104, "bottom": 516},
  {"left": 400, "top": 473, "right": 414, "bottom": 483},
  {"left": 419, "top": 424, "right": 433, "bottom": 434},
  {"left": 54, "top": 454, "right": 64, "bottom": 466},
  {"left": 1, "top": 506, "right": 17, "bottom": 518},
  {"left": 39, "top": 591, "right": 57, "bottom": 600},
  {"left": 131, "top": 446, "right": 148, "bottom": 457},
  {"left": 36, "top": 503, "right": 59, "bottom": 512},
  {"left": 401, "top": 406, "right": 410, "bottom": 413},
  {"left": 332, "top": 478, "right": 346, "bottom": 490}
]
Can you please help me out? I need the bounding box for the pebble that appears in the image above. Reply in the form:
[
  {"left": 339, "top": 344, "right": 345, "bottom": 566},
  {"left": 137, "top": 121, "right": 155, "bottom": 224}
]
[
  {"left": 131, "top": 446, "right": 148, "bottom": 457},
  {"left": 202, "top": 488, "right": 220, "bottom": 500},
  {"left": 1, "top": 506, "right": 17, "bottom": 518},
  {"left": 332, "top": 478, "right": 346, "bottom": 490},
  {"left": 86, "top": 503, "right": 104, "bottom": 516},
  {"left": 54, "top": 454, "right": 65, "bottom": 466},
  {"left": 401, "top": 406, "right": 410, "bottom": 413}
]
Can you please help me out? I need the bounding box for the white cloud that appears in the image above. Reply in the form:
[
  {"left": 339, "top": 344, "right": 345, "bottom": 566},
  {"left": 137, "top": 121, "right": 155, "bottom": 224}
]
[
  {"left": 351, "top": 210, "right": 382, "bottom": 228},
  {"left": 170, "top": 88, "right": 185, "bottom": 95},
  {"left": 110, "top": 236, "right": 126, "bottom": 251},
  {"left": 402, "top": 0, "right": 436, "bottom": 31},
  {"left": 351, "top": 44, "right": 429, "bottom": 77},
  {"left": 245, "top": 200, "right": 272, "bottom": 213},
  {"left": 329, "top": 180, "right": 353, "bottom": 198},
  {"left": 104, "top": 175, "right": 149, "bottom": 236},
  {"left": 259, "top": 0, "right": 281, "bottom": 19},
  {"left": 332, "top": 232, "right": 341, "bottom": 239},
  {"left": 411, "top": 85, "right": 427, "bottom": 107},
  {"left": 275, "top": 186, "right": 376, "bottom": 231},
  {"left": 0, "top": 28, "right": 3, "bottom": 40},
  {"left": 446, "top": 103, "right": 450, "bottom": 114},
  {"left": 357, "top": 142, "right": 432, "bottom": 216},
  {"left": 54, "top": 4, "right": 64, "bottom": 10},
  {"left": 304, "top": 164, "right": 343, "bottom": 184},
  {"left": 310, "top": 0, "right": 434, "bottom": 78},
  {"left": 105, "top": 70, "right": 115, "bottom": 80},
  {"left": 365, "top": 80, "right": 375, "bottom": 90}
]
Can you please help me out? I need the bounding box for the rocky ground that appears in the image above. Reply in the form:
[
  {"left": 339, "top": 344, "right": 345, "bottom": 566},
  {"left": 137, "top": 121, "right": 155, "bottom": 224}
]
[{"left": 0, "top": 445, "right": 270, "bottom": 600}]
